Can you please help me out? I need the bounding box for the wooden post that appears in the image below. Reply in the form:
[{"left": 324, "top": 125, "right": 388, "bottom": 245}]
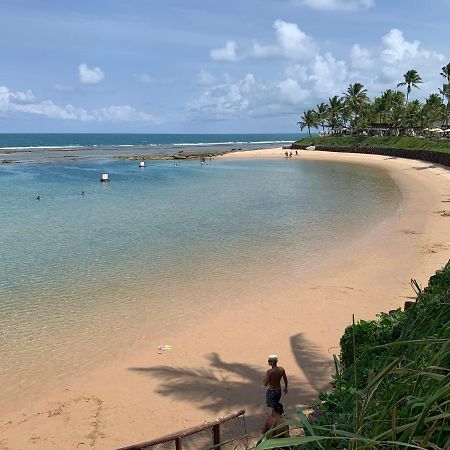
[
  {"left": 175, "top": 437, "right": 182, "bottom": 450},
  {"left": 212, "top": 424, "right": 220, "bottom": 450}
]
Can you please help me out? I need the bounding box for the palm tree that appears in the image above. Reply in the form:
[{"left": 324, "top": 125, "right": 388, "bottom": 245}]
[
  {"left": 327, "top": 96, "right": 344, "bottom": 132},
  {"left": 315, "top": 103, "right": 329, "bottom": 131},
  {"left": 423, "top": 93, "right": 444, "bottom": 129},
  {"left": 440, "top": 62, "right": 450, "bottom": 83},
  {"left": 397, "top": 69, "right": 422, "bottom": 104},
  {"left": 440, "top": 62, "right": 450, "bottom": 127},
  {"left": 297, "top": 110, "right": 318, "bottom": 138},
  {"left": 343, "top": 83, "right": 369, "bottom": 129}
]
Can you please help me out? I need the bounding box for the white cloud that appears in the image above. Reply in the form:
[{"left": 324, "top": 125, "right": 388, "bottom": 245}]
[
  {"left": 210, "top": 40, "right": 238, "bottom": 62},
  {"left": 92, "top": 105, "right": 157, "bottom": 122},
  {"left": 381, "top": 29, "right": 421, "bottom": 63},
  {"left": 9, "top": 89, "right": 36, "bottom": 103},
  {"left": 78, "top": 63, "right": 105, "bottom": 84},
  {"left": 190, "top": 73, "right": 258, "bottom": 117},
  {"left": 198, "top": 70, "right": 216, "bottom": 86},
  {"left": 375, "top": 29, "right": 445, "bottom": 91},
  {"left": 194, "top": 24, "right": 447, "bottom": 122},
  {"left": 278, "top": 78, "right": 310, "bottom": 103},
  {"left": 310, "top": 52, "right": 349, "bottom": 97},
  {"left": 253, "top": 20, "right": 317, "bottom": 61},
  {"left": 350, "top": 44, "right": 374, "bottom": 70},
  {"left": 0, "top": 85, "right": 158, "bottom": 123},
  {"left": 294, "top": 0, "right": 374, "bottom": 11}
]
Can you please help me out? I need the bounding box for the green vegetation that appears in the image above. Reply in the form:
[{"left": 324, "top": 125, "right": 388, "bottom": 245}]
[
  {"left": 294, "top": 136, "right": 450, "bottom": 154},
  {"left": 297, "top": 63, "right": 450, "bottom": 135},
  {"left": 255, "top": 261, "right": 450, "bottom": 449}
]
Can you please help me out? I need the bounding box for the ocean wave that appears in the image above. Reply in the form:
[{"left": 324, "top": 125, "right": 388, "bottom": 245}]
[
  {"left": 0, "top": 145, "right": 83, "bottom": 150},
  {"left": 0, "top": 140, "right": 294, "bottom": 151}
]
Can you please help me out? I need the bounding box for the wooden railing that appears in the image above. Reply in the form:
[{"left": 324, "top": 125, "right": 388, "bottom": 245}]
[{"left": 117, "top": 409, "right": 247, "bottom": 450}]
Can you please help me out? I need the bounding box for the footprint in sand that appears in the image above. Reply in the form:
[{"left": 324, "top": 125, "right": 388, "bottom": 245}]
[
  {"left": 0, "top": 396, "right": 104, "bottom": 450},
  {"left": 424, "top": 242, "right": 450, "bottom": 254},
  {"left": 400, "top": 229, "right": 421, "bottom": 235},
  {"left": 433, "top": 210, "right": 450, "bottom": 217}
]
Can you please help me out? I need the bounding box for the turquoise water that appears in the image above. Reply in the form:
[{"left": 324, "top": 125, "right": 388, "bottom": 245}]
[
  {"left": 0, "top": 133, "right": 302, "bottom": 149},
  {"left": 0, "top": 156, "right": 400, "bottom": 405}
]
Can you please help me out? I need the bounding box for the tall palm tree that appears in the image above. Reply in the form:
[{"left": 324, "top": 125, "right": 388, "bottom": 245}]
[
  {"left": 397, "top": 69, "right": 422, "bottom": 104},
  {"left": 343, "top": 83, "right": 369, "bottom": 129},
  {"left": 315, "top": 103, "right": 329, "bottom": 131},
  {"left": 440, "top": 62, "right": 450, "bottom": 127},
  {"left": 327, "top": 96, "right": 344, "bottom": 132},
  {"left": 297, "top": 110, "right": 318, "bottom": 138}
]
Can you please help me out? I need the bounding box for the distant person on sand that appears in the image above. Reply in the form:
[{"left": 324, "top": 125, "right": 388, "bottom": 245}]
[
  {"left": 263, "top": 355, "right": 288, "bottom": 409},
  {"left": 284, "top": 151, "right": 288, "bottom": 158},
  {"left": 261, "top": 403, "right": 291, "bottom": 447},
  {"left": 295, "top": 150, "right": 298, "bottom": 156}
]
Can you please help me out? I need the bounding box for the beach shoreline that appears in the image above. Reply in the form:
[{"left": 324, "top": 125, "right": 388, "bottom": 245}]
[{"left": 1, "top": 148, "right": 450, "bottom": 450}]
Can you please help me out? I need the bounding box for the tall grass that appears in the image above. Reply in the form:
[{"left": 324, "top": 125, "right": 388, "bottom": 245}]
[{"left": 254, "top": 261, "right": 450, "bottom": 449}]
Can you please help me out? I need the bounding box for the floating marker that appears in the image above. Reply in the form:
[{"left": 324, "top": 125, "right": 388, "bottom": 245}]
[
  {"left": 100, "top": 173, "right": 110, "bottom": 182},
  {"left": 139, "top": 161, "right": 145, "bottom": 168}
]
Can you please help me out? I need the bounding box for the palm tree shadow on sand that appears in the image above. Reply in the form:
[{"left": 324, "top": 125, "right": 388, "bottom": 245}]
[{"left": 129, "top": 334, "right": 334, "bottom": 431}]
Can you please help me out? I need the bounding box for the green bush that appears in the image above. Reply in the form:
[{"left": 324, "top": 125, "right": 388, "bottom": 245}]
[{"left": 254, "top": 261, "right": 450, "bottom": 450}]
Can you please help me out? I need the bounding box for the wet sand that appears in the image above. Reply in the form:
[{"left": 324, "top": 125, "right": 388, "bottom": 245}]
[{"left": 1, "top": 149, "right": 450, "bottom": 450}]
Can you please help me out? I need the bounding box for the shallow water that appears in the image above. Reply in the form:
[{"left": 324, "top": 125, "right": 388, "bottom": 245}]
[{"left": 0, "top": 157, "right": 400, "bottom": 406}]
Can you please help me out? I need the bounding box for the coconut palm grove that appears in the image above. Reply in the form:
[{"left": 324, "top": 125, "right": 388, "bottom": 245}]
[{"left": 297, "top": 63, "right": 450, "bottom": 138}]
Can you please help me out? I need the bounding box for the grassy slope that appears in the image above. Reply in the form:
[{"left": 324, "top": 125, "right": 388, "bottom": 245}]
[{"left": 296, "top": 136, "right": 450, "bottom": 154}]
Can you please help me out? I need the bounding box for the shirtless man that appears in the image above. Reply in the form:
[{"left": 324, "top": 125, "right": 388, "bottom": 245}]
[{"left": 263, "top": 355, "right": 288, "bottom": 410}]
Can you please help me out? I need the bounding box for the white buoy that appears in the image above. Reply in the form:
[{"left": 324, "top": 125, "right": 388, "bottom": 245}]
[
  {"left": 100, "top": 173, "right": 110, "bottom": 182},
  {"left": 139, "top": 161, "right": 145, "bottom": 168}
]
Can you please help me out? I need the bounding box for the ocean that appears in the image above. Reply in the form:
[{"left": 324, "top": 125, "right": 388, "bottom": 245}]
[
  {"left": 0, "top": 133, "right": 301, "bottom": 164},
  {"left": 0, "top": 134, "right": 401, "bottom": 409}
]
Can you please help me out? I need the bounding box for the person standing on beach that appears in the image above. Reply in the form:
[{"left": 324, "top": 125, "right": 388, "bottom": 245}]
[{"left": 263, "top": 355, "right": 288, "bottom": 409}]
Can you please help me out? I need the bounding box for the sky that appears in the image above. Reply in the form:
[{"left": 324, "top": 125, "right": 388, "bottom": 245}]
[{"left": 0, "top": 0, "right": 449, "bottom": 133}]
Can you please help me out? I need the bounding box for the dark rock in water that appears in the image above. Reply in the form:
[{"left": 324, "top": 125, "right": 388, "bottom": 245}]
[{"left": 173, "top": 154, "right": 187, "bottom": 159}]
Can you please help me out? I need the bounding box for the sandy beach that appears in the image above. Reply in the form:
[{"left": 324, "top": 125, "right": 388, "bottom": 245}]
[{"left": 1, "top": 148, "right": 450, "bottom": 450}]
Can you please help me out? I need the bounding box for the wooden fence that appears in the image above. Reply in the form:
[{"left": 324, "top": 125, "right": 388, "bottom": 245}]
[{"left": 117, "top": 409, "right": 247, "bottom": 450}]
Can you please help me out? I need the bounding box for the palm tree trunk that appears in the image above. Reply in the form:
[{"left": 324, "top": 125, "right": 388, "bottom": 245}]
[{"left": 308, "top": 127, "right": 311, "bottom": 138}]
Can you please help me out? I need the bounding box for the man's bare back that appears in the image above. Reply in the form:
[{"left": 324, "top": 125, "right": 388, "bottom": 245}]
[{"left": 264, "top": 366, "right": 288, "bottom": 393}]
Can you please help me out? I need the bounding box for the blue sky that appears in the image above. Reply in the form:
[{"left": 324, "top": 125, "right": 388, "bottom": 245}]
[{"left": 0, "top": 0, "right": 449, "bottom": 133}]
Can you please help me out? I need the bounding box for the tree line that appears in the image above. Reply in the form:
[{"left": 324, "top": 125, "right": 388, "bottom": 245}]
[{"left": 297, "top": 63, "right": 450, "bottom": 138}]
